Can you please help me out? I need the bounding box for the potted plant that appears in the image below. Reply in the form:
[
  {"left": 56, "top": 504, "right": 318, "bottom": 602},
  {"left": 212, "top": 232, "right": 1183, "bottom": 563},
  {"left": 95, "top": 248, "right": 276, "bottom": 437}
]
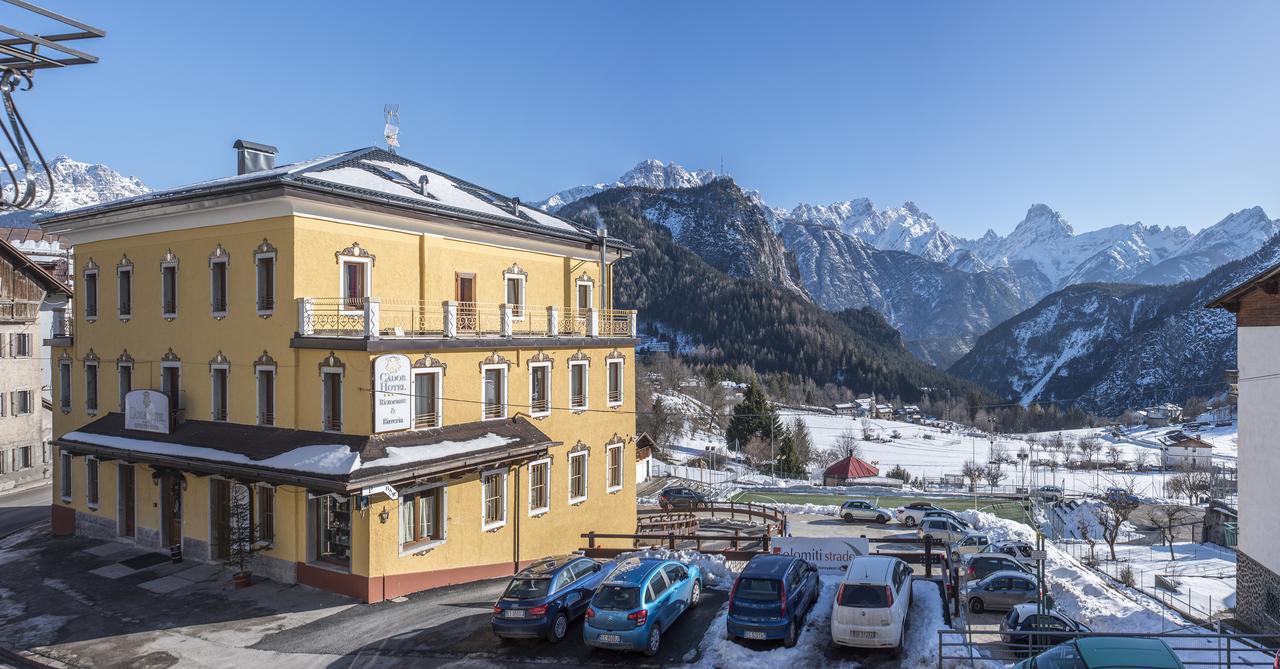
[{"left": 227, "top": 483, "right": 261, "bottom": 588}]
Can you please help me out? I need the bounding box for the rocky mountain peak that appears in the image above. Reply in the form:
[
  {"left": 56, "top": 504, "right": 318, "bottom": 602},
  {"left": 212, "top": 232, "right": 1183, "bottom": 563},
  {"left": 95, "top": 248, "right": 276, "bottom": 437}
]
[{"left": 0, "top": 155, "right": 151, "bottom": 228}]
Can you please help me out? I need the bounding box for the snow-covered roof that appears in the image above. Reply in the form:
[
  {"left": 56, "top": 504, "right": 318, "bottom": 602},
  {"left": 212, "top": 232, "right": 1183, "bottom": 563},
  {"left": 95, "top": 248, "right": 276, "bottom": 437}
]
[{"left": 40, "top": 147, "right": 631, "bottom": 250}]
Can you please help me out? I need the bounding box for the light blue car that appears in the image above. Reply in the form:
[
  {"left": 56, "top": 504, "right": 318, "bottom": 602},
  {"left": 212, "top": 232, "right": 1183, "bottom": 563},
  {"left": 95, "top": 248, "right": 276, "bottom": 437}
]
[{"left": 583, "top": 557, "right": 703, "bottom": 656}]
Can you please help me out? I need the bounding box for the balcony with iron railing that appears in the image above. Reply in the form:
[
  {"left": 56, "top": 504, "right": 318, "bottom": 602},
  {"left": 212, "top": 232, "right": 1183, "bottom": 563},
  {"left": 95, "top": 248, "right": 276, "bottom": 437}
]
[{"left": 295, "top": 297, "right": 637, "bottom": 342}]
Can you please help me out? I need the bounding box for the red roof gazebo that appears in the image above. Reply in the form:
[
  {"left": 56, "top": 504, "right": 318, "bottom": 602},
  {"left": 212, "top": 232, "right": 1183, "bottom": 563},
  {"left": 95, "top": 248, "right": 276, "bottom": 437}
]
[{"left": 823, "top": 455, "right": 879, "bottom": 486}]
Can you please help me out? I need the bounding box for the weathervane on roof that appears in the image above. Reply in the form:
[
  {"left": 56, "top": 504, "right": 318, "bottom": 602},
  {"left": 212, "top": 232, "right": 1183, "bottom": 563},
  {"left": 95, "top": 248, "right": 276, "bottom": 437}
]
[{"left": 383, "top": 104, "right": 400, "bottom": 154}]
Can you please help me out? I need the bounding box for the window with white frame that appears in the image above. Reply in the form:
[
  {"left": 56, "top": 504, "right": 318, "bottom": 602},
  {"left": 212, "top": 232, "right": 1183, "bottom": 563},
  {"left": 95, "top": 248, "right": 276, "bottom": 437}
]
[
  {"left": 575, "top": 279, "right": 593, "bottom": 312},
  {"left": 256, "top": 364, "right": 275, "bottom": 426},
  {"left": 322, "top": 368, "right": 343, "bottom": 432},
  {"left": 161, "top": 362, "right": 181, "bottom": 408},
  {"left": 340, "top": 258, "right": 370, "bottom": 312},
  {"left": 607, "top": 442, "right": 624, "bottom": 492},
  {"left": 529, "top": 458, "right": 550, "bottom": 515},
  {"left": 211, "top": 365, "right": 229, "bottom": 421},
  {"left": 83, "top": 262, "right": 99, "bottom": 320},
  {"left": 58, "top": 359, "right": 71, "bottom": 412},
  {"left": 84, "top": 359, "right": 98, "bottom": 415},
  {"left": 481, "top": 469, "right": 507, "bottom": 530},
  {"left": 86, "top": 457, "right": 99, "bottom": 508},
  {"left": 607, "top": 358, "right": 624, "bottom": 406},
  {"left": 255, "top": 243, "right": 276, "bottom": 314},
  {"left": 413, "top": 368, "right": 441, "bottom": 428},
  {"left": 161, "top": 252, "right": 179, "bottom": 318},
  {"left": 568, "top": 450, "right": 588, "bottom": 504},
  {"left": 482, "top": 365, "right": 507, "bottom": 420},
  {"left": 13, "top": 333, "right": 30, "bottom": 357},
  {"left": 59, "top": 451, "right": 71, "bottom": 501},
  {"left": 504, "top": 273, "right": 525, "bottom": 320},
  {"left": 118, "top": 361, "right": 132, "bottom": 411},
  {"left": 117, "top": 260, "right": 132, "bottom": 319},
  {"left": 529, "top": 362, "right": 551, "bottom": 417},
  {"left": 13, "top": 390, "right": 32, "bottom": 416},
  {"left": 569, "top": 360, "right": 588, "bottom": 410},
  {"left": 209, "top": 247, "right": 229, "bottom": 316},
  {"left": 16, "top": 446, "right": 31, "bottom": 470},
  {"left": 400, "top": 484, "right": 445, "bottom": 550}
]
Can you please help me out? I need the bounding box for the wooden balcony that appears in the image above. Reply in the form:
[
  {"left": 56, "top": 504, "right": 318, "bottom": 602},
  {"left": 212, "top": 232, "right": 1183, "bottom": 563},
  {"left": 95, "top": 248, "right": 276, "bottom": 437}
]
[
  {"left": 295, "top": 297, "right": 637, "bottom": 341},
  {"left": 0, "top": 299, "right": 39, "bottom": 323}
]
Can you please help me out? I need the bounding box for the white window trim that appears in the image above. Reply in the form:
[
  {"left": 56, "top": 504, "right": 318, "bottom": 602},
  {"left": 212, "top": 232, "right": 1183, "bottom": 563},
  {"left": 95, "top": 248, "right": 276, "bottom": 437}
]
[
  {"left": 58, "top": 359, "right": 72, "bottom": 413},
  {"left": 480, "top": 468, "right": 508, "bottom": 532},
  {"left": 528, "top": 457, "right": 551, "bottom": 517},
  {"left": 575, "top": 278, "right": 594, "bottom": 311},
  {"left": 503, "top": 273, "right": 526, "bottom": 322},
  {"left": 255, "top": 364, "right": 276, "bottom": 426},
  {"left": 60, "top": 451, "right": 72, "bottom": 502},
  {"left": 607, "top": 358, "right": 624, "bottom": 407},
  {"left": 83, "top": 267, "right": 99, "bottom": 322},
  {"left": 528, "top": 361, "right": 552, "bottom": 418},
  {"left": 85, "top": 456, "right": 99, "bottom": 510},
  {"left": 480, "top": 363, "right": 508, "bottom": 421},
  {"left": 568, "top": 450, "right": 588, "bottom": 505},
  {"left": 161, "top": 361, "right": 182, "bottom": 409},
  {"left": 210, "top": 362, "right": 230, "bottom": 421},
  {"left": 411, "top": 367, "right": 443, "bottom": 428},
  {"left": 606, "top": 442, "right": 624, "bottom": 493},
  {"left": 13, "top": 389, "right": 32, "bottom": 416},
  {"left": 398, "top": 481, "right": 447, "bottom": 556},
  {"left": 161, "top": 259, "right": 179, "bottom": 319},
  {"left": 117, "top": 361, "right": 133, "bottom": 412},
  {"left": 255, "top": 250, "right": 277, "bottom": 317},
  {"left": 321, "top": 366, "right": 344, "bottom": 432},
  {"left": 117, "top": 264, "right": 133, "bottom": 321},
  {"left": 338, "top": 257, "right": 372, "bottom": 315},
  {"left": 569, "top": 360, "right": 589, "bottom": 411},
  {"left": 209, "top": 255, "right": 229, "bottom": 318},
  {"left": 84, "top": 360, "right": 99, "bottom": 416}
]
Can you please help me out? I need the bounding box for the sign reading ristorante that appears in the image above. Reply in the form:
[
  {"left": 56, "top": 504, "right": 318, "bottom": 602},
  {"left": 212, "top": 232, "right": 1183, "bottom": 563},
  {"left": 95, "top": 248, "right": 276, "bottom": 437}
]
[
  {"left": 374, "top": 354, "right": 412, "bottom": 433},
  {"left": 124, "top": 389, "right": 170, "bottom": 434}
]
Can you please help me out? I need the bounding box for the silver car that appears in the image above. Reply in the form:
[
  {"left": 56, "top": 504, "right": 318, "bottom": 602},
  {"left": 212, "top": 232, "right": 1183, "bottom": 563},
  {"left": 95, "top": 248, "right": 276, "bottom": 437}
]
[
  {"left": 963, "top": 570, "right": 1040, "bottom": 613},
  {"left": 839, "top": 500, "right": 892, "bottom": 524}
]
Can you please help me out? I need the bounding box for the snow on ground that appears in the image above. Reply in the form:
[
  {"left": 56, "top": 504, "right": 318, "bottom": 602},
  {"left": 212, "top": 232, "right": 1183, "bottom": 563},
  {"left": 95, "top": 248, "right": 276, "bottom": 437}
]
[
  {"left": 616, "top": 547, "right": 737, "bottom": 590},
  {"left": 1056, "top": 540, "right": 1237, "bottom": 621}
]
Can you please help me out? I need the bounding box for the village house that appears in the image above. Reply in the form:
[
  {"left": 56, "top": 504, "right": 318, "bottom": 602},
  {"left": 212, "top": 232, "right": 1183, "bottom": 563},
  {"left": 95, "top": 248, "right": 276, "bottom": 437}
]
[
  {"left": 1208, "top": 261, "right": 1280, "bottom": 632},
  {"left": 1159, "top": 432, "right": 1214, "bottom": 470},
  {"left": 1141, "top": 403, "right": 1183, "bottom": 427},
  {"left": 41, "top": 142, "right": 638, "bottom": 603}
]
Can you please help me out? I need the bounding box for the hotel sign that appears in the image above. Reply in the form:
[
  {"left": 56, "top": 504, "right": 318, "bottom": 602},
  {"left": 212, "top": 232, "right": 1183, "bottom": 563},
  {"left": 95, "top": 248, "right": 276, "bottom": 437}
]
[
  {"left": 374, "top": 354, "right": 412, "bottom": 433},
  {"left": 124, "top": 390, "right": 170, "bottom": 434}
]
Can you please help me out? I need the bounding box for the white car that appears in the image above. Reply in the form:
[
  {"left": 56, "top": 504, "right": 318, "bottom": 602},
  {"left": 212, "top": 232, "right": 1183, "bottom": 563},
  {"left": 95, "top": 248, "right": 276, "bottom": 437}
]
[
  {"left": 952, "top": 532, "right": 992, "bottom": 558},
  {"left": 980, "top": 540, "right": 1037, "bottom": 566},
  {"left": 839, "top": 499, "right": 892, "bottom": 524},
  {"left": 1032, "top": 486, "right": 1064, "bottom": 502},
  {"left": 917, "top": 517, "right": 970, "bottom": 544},
  {"left": 893, "top": 502, "right": 945, "bottom": 527},
  {"left": 831, "top": 555, "right": 913, "bottom": 653},
  {"left": 921, "top": 509, "right": 972, "bottom": 529}
]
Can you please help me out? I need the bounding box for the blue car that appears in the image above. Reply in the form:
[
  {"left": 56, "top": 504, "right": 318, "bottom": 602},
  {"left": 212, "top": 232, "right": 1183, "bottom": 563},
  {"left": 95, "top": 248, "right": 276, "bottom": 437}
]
[
  {"left": 492, "top": 555, "right": 614, "bottom": 642},
  {"left": 725, "top": 554, "right": 820, "bottom": 647},
  {"left": 583, "top": 558, "right": 703, "bottom": 656}
]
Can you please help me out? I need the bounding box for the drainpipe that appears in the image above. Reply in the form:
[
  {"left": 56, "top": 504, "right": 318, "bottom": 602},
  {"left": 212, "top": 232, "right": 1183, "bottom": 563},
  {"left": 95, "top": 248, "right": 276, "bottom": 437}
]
[
  {"left": 513, "top": 464, "right": 521, "bottom": 574},
  {"left": 596, "top": 225, "right": 608, "bottom": 311}
]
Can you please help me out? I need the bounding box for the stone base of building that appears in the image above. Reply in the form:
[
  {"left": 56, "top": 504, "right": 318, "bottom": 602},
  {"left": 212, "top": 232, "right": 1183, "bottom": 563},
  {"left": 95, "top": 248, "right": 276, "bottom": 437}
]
[{"left": 1237, "top": 550, "right": 1280, "bottom": 632}]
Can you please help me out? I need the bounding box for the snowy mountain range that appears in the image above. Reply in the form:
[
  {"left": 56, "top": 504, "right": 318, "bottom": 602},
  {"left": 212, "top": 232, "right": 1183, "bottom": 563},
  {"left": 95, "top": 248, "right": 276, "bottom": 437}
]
[
  {"left": 0, "top": 156, "right": 150, "bottom": 228},
  {"left": 535, "top": 159, "right": 717, "bottom": 212}
]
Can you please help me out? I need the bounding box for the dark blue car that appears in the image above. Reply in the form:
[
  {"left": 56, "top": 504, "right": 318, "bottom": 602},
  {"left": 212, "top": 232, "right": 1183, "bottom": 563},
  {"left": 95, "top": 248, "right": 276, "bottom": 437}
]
[
  {"left": 725, "top": 554, "right": 820, "bottom": 647},
  {"left": 492, "top": 555, "right": 613, "bottom": 642}
]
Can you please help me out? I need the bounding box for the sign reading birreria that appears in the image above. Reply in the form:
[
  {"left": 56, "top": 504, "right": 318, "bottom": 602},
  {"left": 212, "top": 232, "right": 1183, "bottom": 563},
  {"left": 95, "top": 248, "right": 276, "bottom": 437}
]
[
  {"left": 374, "top": 354, "right": 412, "bottom": 433},
  {"left": 124, "top": 389, "right": 170, "bottom": 434}
]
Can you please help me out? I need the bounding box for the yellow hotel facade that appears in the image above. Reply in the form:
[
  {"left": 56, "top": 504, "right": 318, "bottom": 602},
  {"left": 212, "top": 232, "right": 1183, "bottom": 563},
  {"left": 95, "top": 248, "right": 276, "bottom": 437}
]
[{"left": 41, "top": 142, "right": 638, "bottom": 602}]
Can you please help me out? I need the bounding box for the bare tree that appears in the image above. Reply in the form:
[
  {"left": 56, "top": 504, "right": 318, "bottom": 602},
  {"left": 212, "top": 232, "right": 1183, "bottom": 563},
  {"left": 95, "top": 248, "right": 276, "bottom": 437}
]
[
  {"left": 1106, "top": 445, "right": 1125, "bottom": 468},
  {"left": 1167, "top": 469, "right": 1211, "bottom": 505},
  {"left": 962, "top": 460, "right": 985, "bottom": 493},
  {"left": 1132, "top": 449, "right": 1152, "bottom": 471},
  {"left": 1147, "top": 504, "right": 1198, "bottom": 560},
  {"left": 1098, "top": 479, "right": 1138, "bottom": 561},
  {"left": 835, "top": 429, "right": 863, "bottom": 459},
  {"left": 1076, "top": 436, "right": 1103, "bottom": 467},
  {"left": 693, "top": 376, "right": 729, "bottom": 431},
  {"left": 984, "top": 463, "right": 1007, "bottom": 490},
  {"left": 743, "top": 436, "right": 773, "bottom": 467},
  {"left": 810, "top": 447, "right": 845, "bottom": 470},
  {"left": 988, "top": 442, "right": 1012, "bottom": 466},
  {"left": 859, "top": 418, "right": 877, "bottom": 442}
]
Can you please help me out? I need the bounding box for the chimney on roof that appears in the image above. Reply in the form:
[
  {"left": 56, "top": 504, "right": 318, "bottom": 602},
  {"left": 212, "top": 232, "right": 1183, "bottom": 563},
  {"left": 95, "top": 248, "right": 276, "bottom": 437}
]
[{"left": 233, "top": 139, "right": 278, "bottom": 175}]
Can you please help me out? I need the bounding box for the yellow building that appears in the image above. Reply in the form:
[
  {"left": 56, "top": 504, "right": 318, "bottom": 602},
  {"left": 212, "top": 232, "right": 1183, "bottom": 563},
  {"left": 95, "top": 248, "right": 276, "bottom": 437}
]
[{"left": 41, "top": 141, "right": 638, "bottom": 602}]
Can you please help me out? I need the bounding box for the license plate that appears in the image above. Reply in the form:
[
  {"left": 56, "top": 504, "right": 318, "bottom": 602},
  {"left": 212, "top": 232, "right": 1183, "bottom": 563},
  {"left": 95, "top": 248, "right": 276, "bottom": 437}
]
[
  {"left": 855, "top": 631, "right": 878, "bottom": 639},
  {"left": 598, "top": 634, "right": 621, "bottom": 644},
  {"left": 744, "top": 631, "right": 767, "bottom": 640},
  {"left": 505, "top": 609, "right": 526, "bottom": 618}
]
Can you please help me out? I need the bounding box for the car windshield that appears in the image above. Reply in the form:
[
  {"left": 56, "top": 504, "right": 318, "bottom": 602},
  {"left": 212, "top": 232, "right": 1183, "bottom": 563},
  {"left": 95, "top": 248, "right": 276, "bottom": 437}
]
[
  {"left": 502, "top": 577, "right": 550, "bottom": 600},
  {"left": 735, "top": 578, "right": 781, "bottom": 601},
  {"left": 593, "top": 585, "right": 640, "bottom": 610},
  {"left": 838, "top": 584, "right": 889, "bottom": 608},
  {"left": 1033, "top": 643, "right": 1087, "bottom": 669}
]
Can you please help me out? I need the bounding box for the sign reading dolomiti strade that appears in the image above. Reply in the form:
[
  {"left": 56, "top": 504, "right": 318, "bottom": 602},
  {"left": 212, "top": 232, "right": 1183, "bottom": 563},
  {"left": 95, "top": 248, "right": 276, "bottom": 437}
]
[
  {"left": 124, "top": 390, "right": 170, "bottom": 434},
  {"left": 374, "top": 354, "right": 412, "bottom": 433},
  {"left": 771, "top": 537, "right": 871, "bottom": 573}
]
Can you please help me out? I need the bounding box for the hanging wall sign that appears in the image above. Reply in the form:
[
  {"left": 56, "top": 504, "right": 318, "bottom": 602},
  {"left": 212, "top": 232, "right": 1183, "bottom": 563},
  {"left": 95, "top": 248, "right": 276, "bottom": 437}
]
[
  {"left": 124, "top": 389, "right": 170, "bottom": 434},
  {"left": 373, "top": 354, "right": 412, "bottom": 433}
]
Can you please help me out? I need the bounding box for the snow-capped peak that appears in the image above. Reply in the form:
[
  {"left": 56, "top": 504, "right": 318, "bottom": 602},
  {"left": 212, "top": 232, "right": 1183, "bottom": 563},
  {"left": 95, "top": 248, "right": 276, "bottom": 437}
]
[
  {"left": 534, "top": 159, "right": 717, "bottom": 212},
  {"left": 0, "top": 155, "right": 151, "bottom": 228},
  {"left": 1012, "top": 203, "right": 1074, "bottom": 239},
  {"left": 783, "top": 197, "right": 960, "bottom": 262}
]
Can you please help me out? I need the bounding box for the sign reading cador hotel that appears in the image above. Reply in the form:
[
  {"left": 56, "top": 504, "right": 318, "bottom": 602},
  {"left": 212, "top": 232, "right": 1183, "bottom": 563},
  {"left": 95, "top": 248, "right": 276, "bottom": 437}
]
[
  {"left": 124, "top": 389, "right": 170, "bottom": 434},
  {"left": 374, "top": 354, "right": 412, "bottom": 433}
]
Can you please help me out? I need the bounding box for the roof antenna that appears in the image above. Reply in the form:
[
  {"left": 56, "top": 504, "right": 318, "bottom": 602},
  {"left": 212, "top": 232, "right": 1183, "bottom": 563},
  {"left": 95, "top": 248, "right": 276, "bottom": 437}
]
[{"left": 383, "top": 104, "right": 400, "bottom": 154}]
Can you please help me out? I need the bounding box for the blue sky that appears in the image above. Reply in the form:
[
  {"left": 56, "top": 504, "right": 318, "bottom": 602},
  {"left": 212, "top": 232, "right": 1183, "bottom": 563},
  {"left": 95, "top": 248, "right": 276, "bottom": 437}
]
[{"left": 15, "top": 1, "right": 1280, "bottom": 236}]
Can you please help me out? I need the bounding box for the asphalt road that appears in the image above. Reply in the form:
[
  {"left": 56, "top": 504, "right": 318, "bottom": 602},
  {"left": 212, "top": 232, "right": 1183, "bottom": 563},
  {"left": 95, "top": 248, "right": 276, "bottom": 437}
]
[{"left": 0, "top": 483, "right": 49, "bottom": 537}]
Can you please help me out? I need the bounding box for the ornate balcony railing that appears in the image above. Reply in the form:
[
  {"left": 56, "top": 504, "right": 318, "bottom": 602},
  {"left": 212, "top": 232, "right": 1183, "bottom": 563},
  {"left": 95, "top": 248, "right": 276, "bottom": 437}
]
[
  {"left": 50, "top": 315, "right": 73, "bottom": 338},
  {"left": 296, "top": 297, "right": 637, "bottom": 341}
]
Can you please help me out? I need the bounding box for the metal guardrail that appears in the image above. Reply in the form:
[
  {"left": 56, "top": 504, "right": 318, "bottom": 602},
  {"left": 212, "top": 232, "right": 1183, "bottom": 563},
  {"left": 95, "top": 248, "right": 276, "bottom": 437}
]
[
  {"left": 939, "top": 629, "right": 1280, "bottom": 669},
  {"left": 638, "top": 501, "right": 788, "bottom": 535},
  {"left": 636, "top": 512, "right": 698, "bottom": 534},
  {"left": 296, "top": 297, "right": 637, "bottom": 340}
]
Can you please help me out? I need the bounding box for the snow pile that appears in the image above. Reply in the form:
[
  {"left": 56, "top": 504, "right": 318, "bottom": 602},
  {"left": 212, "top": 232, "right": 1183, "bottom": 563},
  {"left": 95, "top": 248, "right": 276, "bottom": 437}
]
[
  {"left": 690, "top": 575, "right": 849, "bottom": 668},
  {"left": 614, "top": 548, "right": 736, "bottom": 590}
]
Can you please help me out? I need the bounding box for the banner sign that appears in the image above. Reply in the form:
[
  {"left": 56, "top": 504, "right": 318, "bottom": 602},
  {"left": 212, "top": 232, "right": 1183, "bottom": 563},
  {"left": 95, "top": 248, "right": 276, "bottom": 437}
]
[
  {"left": 124, "top": 389, "right": 170, "bottom": 434},
  {"left": 771, "top": 537, "right": 871, "bottom": 572},
  {"left": 373, "top": 354, "right": 412, "bottom": 433}
]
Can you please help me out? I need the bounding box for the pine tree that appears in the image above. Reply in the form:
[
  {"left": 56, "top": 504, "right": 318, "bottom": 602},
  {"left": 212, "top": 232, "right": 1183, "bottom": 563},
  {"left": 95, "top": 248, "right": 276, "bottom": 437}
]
[
  {"left": 776, "top": 431, "right": 805, "bottom": 479},
  {"left": 790, "top": 416, "right": 813, "bottom": 467},
  {"left": 725, "top": 378, "right": 778, "bottom": 451}
]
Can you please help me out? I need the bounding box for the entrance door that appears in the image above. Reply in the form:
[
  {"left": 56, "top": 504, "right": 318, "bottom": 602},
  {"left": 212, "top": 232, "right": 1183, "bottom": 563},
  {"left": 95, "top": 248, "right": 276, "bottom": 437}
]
[
  {"left": 455, "top": 273, "right": 476, "bottom": 332},
  {"left": 211, "top": 479, "right": 231, "bottom": 560},
  {"left": 118, "top": 464, "right": 135, "bottom": 538},
  {"left": 161, "top": 474, "right": 183, "bottom": 550}
]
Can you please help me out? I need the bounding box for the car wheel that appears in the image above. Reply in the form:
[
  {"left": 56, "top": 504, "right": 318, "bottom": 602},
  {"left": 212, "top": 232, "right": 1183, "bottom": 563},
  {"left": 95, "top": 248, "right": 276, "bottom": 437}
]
[
  {"left": 643, "top": 627, "right": 661, "bottom": 657},
  {"left": 969, "top": 598, "right": 985, "bottom": 614},
  {"left": 783, "top": 620, "right": 798, "bottom": 648},
  {"left": 547, "top": 611, "right": 568, "bottom": 643},
  {"left": 690, "top": 580, "right": 702, "bottom": 608},
  {"left": 842, "top": 514, "right": 855, "bottom": 523},
  {"left": 877, "top": 515, "right": 889, "bottom": 524},
  {"left": 904, "top": 516, "right": 917, "bottom": 527}
]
